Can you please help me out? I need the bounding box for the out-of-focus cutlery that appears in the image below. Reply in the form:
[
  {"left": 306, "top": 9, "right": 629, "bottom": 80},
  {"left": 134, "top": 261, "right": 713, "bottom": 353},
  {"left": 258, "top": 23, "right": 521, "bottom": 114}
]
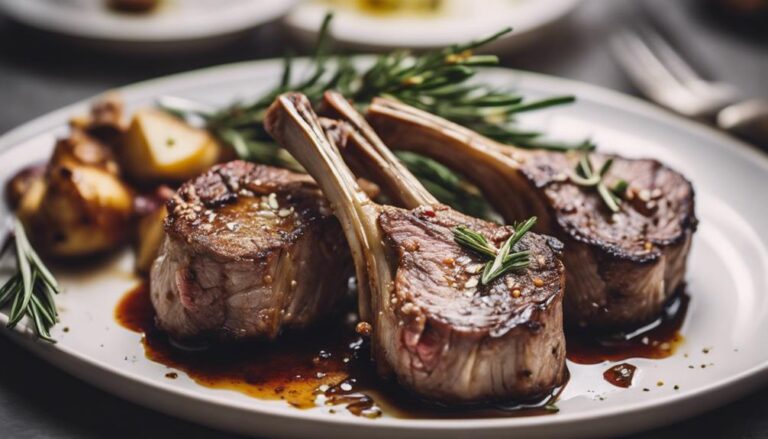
[{"left": 611, "top": 26, "right": 768, "bottom": 147}]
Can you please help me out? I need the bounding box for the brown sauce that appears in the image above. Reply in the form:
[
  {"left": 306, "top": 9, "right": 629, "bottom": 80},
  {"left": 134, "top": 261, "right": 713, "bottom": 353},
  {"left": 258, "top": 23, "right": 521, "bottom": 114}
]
[
  {"left": 603, "top": 363, "right": 637, "bottom": 388},
  {"left": 566, "top": 292, "right": 689, "bottom": 365},
  {"left": 115, "top": 282, "right": 562, "bottom": 419}
]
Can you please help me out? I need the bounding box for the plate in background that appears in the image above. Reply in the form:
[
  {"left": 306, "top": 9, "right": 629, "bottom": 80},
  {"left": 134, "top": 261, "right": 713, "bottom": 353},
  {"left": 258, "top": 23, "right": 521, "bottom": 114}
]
[
  {"left": 285, "top": 0, "right": 580, "bottom": 51},
  {"left": 0, "top": 59, "right": 767, "bottom": 438},
  {"left": 0, "top": 0, "right": 296, "bottom": 51}
]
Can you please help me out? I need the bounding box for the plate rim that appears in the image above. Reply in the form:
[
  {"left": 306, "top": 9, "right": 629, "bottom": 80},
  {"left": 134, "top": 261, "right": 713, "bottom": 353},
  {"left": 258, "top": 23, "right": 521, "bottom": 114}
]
[{"left": 1, "top": 57, "right": 768, "bottom": 435}]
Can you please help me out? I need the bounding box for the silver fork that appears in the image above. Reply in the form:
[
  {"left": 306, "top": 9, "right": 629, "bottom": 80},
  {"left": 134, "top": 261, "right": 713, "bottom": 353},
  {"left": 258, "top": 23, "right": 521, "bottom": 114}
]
[{"left": 611, "top": 26, "right": 768, "bottom": 146}]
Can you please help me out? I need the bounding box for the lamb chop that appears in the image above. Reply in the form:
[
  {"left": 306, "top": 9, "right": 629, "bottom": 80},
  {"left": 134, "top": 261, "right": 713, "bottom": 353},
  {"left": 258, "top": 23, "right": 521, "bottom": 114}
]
[
  {"left": 150, "top": 160, "right": 352, "bottom": 341},
  {"left": 264, "top": 92, "right": 566, "bottom": 404},
  {"left": 366, "top": 98, "right": 697, "bottom": 330}
]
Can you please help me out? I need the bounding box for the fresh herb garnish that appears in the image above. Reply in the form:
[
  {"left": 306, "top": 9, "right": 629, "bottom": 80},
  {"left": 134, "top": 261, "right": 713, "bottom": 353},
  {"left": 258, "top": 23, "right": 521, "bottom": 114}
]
[
  {"left": 162, "top": 14, "right": 580, "bottom": 156},
  {"left": 570, "top": 151, "right": 627, "bottom": 213},
  {"left": 453, "top": 225, "right": 498, "bottom": 259},
  {"left": 0, "top": 219, "right": 60, "bottom": 342},
  {"left": 159, "top": 13, "right": 583, "bottom": 217},
  {"left": 453, "top": 216, "right": 536, "bottom": 285}
]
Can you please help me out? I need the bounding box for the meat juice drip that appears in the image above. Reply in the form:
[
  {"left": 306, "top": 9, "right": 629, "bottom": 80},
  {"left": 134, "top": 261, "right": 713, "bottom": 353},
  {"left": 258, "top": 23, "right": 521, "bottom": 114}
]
[
  {"left": 566, "top": 291, "right": 690, "bottom": 365},
  {"left": 603, "top": 363, "right": 637, "bottom": 388},
  {"left": 115, "top": 282, "right": 561, "bottom": 419}
]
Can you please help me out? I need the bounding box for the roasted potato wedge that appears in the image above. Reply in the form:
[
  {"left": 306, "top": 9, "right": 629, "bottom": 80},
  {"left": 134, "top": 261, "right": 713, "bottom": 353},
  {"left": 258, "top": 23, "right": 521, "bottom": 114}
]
[
  {"left": 120, "top": 109, "right": 221, "bottom": 183},
  {"left": 134, "top": 204, "right": 167, "bottom": 274},
  {"left": 133, "top": 186, "right": 173, "bottom": 274}
]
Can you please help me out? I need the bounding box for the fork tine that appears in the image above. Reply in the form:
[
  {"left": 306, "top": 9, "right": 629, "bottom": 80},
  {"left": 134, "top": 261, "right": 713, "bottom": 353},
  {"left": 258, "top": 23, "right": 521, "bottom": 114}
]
[
  {"left": 636, "top": 24, "right": 705, "bottom": 86},
  {"left": 611, "top": 31, "right": 710, "bottom": 116},
  {"left": 611, "top": 31, "right": 686, "bottom": 95}
]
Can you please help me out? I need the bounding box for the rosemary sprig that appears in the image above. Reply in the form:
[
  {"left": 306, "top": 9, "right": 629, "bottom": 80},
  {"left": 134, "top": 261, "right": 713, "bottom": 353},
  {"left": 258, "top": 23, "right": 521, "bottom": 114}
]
[
  {"left": 453, "top": 216, "right": 536, "bottom": 285},
  {"left": 482, "top": 217, "right": 536, "bottom": 284},
  {"left": 0, "top": 219, "right": 60, "bottom": 342},
  {"left": 159, "top": 13, "right": 584, "bottom": 216},
  {"left": 350, "top": 29, "right": 577, "bottom": 151},
  {"left": 570, "top": 151, "right": 627, "bottom": 213}
]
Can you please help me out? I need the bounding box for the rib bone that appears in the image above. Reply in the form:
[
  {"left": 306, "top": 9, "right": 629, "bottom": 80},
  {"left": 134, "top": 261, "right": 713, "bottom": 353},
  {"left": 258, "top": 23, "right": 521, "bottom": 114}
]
[
  {"left": 367, "top": 97, "right": 697, "bottom": 330},
  {"left": 265, "top": 92, "right": 567, "bottom": 403}
]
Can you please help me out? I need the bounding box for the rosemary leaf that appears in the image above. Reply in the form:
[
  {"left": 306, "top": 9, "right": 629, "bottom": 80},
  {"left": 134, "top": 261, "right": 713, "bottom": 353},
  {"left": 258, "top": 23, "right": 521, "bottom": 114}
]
[
  {"left": 502, "top": 96, "right": 576, "bottom": 114},
  {"left": 29, "top": 248, "right": 58, "bottom": 291},
  {"left": 0, "top": 273, "right": 19, "bottom": 307},
  {"left": 0, "top": 218, "right": 61, "bottom": 342},
  {"left": 570, "top": 172, "right": 600, "bottom": 186},
  {"left": 612, "top": 179, "right": 629, "bottom": 196},
  {"left": 30, "top": 293, "right": 55, "bottom": 327},
  {"left": 8, "top": 283, "right": 24, "bottom": 328},
  {"left": 500, "top": 251, "right": 531, "bottom": 268},
  {"left": 570, "top": 151, "right": 624, "bottom": 213},
  {"left": 482, "top": 240, "right": 513, "bottom": 285},
  {"left": 29, "top": 300, "right": 54, "bottom": 342},
  {"left": 453, "top": 226, "right": 497, "bottom": 259},
  {"left": 510, "top": 216, "right": 537, "bottom": 244},
  {"left": 598, "top": 183, "right": 621, "bottom": 213},
  {"left": 513, "top": 138, "right": 596, "bottom": 152},
  {"left": 598, "top": 157, "right": 614, "bottom": 177},
  {"left": 454, "top": 217, "right": 536, "bottom": 285},
  {"left": 13, "top": 220, "right": 33, "bottom": 325}
]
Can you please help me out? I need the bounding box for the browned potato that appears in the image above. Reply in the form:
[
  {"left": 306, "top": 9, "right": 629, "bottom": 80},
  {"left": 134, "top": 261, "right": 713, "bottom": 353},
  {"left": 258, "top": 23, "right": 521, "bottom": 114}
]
[
  {"left": 5, "top": 165, "right": 45, "bottom": 210},
  {"left": 120, "top": 109, "right": 222, "bottom": 184},
  {"left": 50, "top": 130, "right": 120, "bottom": 176},
  {"left": 16, "top": 177, "right": 47, "bottom": 225},
  {"left": 19, "top": 164, "right": 134, "bottom": 258},
  {"left": 8, "top": 94, "right": 143, "bottom": 259},
  {"left": 134, "top": 205, "right": 167, "bottom": 274},
  {"left": 134, "top": 186, "right": 173, "bottom": 274},
  {"left": 69, "top": 92, "right": 126, "bottom": 149}
]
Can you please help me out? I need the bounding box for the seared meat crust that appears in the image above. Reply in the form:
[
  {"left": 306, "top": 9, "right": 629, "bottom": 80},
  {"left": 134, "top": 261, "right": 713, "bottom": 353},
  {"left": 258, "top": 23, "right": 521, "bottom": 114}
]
[{"left": 151, "top": 161, "right": 352, "bottom": 341}]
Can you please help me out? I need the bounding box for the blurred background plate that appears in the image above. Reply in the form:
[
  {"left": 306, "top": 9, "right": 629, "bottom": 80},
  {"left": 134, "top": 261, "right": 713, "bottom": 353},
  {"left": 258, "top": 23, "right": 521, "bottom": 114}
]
[
  {"left": 0, "top": 0, "right": 297, "bottom": 52},
  {"left": 285, "top": 0, "right": 580, "bottom": 51}
]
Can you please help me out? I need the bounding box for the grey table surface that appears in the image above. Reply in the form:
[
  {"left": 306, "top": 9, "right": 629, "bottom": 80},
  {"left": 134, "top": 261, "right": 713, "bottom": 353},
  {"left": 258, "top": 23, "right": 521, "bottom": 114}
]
[{"left": 0, "top": 0, "right": 766, "bottom": 438}]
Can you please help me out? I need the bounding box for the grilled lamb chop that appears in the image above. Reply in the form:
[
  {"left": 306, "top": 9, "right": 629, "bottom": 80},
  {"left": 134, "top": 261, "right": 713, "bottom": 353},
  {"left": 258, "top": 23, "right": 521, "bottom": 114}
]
[
  {"left": 264, "top": 92, "right": 566, "bottom": 404},
  {"left": 150, "top": 160, "right": 352, "bottom": 341},
  {"left": 367, "top": 98, "right": 696, "bottom": 330}
]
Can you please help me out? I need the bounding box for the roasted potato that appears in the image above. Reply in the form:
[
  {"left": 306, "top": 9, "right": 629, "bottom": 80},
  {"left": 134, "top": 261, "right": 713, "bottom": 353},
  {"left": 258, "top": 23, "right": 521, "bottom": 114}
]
[
  {"left": 50, "top": 130, "right": 120, "bottom": 176},
  {"left": 134, "top": 186, "right": 173, "bottom": 274},
  {"left": 5, "top": 165, "right": 45, "bottom": 210},
  {"left": 120, "top": 109, "right": 221, "bottom": 184},
  {"left": 19, "top": 164, "right": 134, "bottom": 258},
  {"left": 16, "top": 176, "right": 47, "bottom": 225},
  {"left": 69, "top": 92, "right": 126, "bottom": 147}
]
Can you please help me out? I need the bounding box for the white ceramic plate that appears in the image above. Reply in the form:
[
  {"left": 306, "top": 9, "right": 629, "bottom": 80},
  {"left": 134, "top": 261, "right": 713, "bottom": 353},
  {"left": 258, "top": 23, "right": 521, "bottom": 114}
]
[
  {"left": 1, "top": 59, "right": 768, "bottom": 438},
  {"left": 0, "top": 0, "right": 295, "bottom": 50},
  {"left": 285, "top": 0, "right": 580, "bottom": 51}
]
